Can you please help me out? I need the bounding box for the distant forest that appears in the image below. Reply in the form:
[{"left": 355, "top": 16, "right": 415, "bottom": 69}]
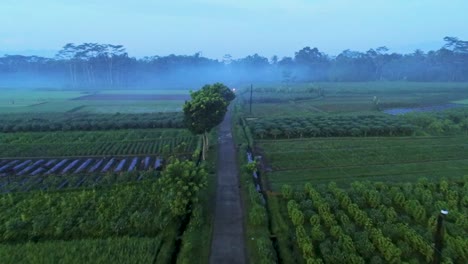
[{"left": 0, "top": 36, "right": 467, "bottom": 88}]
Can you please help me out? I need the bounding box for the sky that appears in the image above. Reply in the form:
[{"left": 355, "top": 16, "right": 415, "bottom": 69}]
[{"left": 0, "top": 0, "right": 467, "bottom": 59}]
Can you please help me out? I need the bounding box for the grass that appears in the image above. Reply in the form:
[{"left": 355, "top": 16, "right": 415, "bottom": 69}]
[
  {"left": 0, "top": 88, "right": 186, "bottom": 113},
  {"left": 241, "top": 82, "right": 468, "bottom": 117},
  {"left": 257, "top": 136, "right": 468, "bottom": 190}
]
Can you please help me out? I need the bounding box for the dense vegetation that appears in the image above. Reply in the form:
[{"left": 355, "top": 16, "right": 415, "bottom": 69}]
[
  {"left": 0, "top": 129, "right": 197, "bottom": 158},
  {"left": 249, "top": 114, "right": 416, "bottom": 138},
  {"left": 233, "top": 82, "right": 468, "bottom": 263},
  {"left": 260, "top": 136, "right": 468, "bottom": 190},
  {"left": 0, "top": 170, "right": 158, "bottom": 193},
  {"left": 0, "top": 180, "right": 164, "bottom": 242},
  {"left": 0, "top": 237, "right": 161, "bottom": 263},
  {"left": 0, "top": 112, "right": 184, "bottom": 133},
  {"left": 274, "top": 178, "right": 467, "bottom": 263},
  {"left": 248, "top": 108, "right": 468, "bottom": 139},
  {"left": 0, "top": 156, "right": 210, "bottom": 263}
]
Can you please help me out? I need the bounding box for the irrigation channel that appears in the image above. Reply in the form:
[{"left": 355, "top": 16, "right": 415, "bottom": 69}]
[{"left": 210, "top": 110, "right": 247, "bottom": 264}]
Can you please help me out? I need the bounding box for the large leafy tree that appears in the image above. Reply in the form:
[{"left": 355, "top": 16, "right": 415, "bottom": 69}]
[
  {"left": 159, "top": 159, "right": 207, "bottom": 217},
  {"left": 200, "top": 82, "right": 236, "bottom": 102},
  {"left": 183, "top": 83, "right": 235, "bottom": 160}
]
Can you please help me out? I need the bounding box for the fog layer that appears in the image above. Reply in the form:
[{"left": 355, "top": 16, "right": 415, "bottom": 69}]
[{"left": 0, "top": 37, "right": 467, "bottom": 89}]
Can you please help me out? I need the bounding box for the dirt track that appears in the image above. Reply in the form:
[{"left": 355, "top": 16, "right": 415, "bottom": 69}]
[{"left": 209, "top": 110, "right": 246, "bottom": 264}]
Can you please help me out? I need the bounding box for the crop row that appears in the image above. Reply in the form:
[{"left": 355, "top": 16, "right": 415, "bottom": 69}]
[
  {"left": 0, "top": 170, "right": 160, "bottom": 194},
  {"left": 0, "top": 136, "right": 197, "bottom": 158},
  {"left": 0, "top": 128, "right": 193, "bottom": 144},
  {"left": 0, "top": 112, "right": 184, "bottom": 133},
  {"left": 0, "top": 156, "right": 164, "bottom": 178},
  {"left": 278, "top": 177, "right": 467, "bottom": 263},
  {"left": 0, "top": 236, "right": 161, "bottom": 264},
  {"left": 248, "top": 115, "right": 416, "bottom": 139},
  {"left": 0, "top": 180, "right": 167, "bottom": 243}
]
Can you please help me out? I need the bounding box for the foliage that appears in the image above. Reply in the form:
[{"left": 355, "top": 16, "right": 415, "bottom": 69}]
[
  {"left": 0, "top": 129, "right": 197, "bottom": 158},
  {"left": 259, "top": 136, "right": 468, "bottom": 189},
  {"left": 183, "top": 82, "right": 234, "bottom": 159},
  {"left": 159, "top": 159, "right": 208, "bottom": 217},
  {"left": 0, "top": 112, "right": 184, "bottom": 133},
  {"left": 249, "top": 114, "right": 416, "bottom": 139},
  {"left": 278, "top": 178, "right": 468, "bottom": 263},
  {"left": 184, "top": 86, "right": 229, "bottom": 135},
  {"left": 0, "top": 236, "right": 161, "bottom": 264},
  {"left": 0, "top": 179, "right": 168, "bottom": 242},
  {"left": 200, "top": 82, "right": 236, "bottom": 103}
]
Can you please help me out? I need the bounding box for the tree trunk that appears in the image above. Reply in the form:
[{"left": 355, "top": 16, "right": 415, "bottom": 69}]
[{"left": 202, "top": 131, "right": 209, "bottom": 161}]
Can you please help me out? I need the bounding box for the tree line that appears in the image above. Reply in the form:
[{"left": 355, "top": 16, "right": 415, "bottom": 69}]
[{"left": 0, "top": 37, "right": 467, "bottom": 88}]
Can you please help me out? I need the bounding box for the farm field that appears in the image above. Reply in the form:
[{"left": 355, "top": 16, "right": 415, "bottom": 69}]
[
  {"left": 268, "top": 178, "right": 468, "bottom": 263},
  {"left": 0, "top": 84, "right": 214, "bottom": 263},
  {"left": 0, "top": 156, "right": 164, "bottom": 193},
  {"left": 0, "top": 236, "right": 162, "bottom": 263},
  {"left": 0, "top": 179, "right": 186, "bottom": 263},
  {"left": 0, "top": 129, "right": 197, "bottom": 158},
  {"left": 235, "top": 82, "right": 468, "bottom": 263},
  {"left": 0, "top": 88, "right": 189, "bottom": 113},
  {"left": 258, "top": 136, "right": 468, "bottom": 190},
  {"left": 240, "top": 82, "right": 468, "bottom": 116}
]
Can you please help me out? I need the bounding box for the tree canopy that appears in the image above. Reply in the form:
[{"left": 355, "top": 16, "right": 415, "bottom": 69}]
[
  {"left": 159, "top": 159, "right": 207, "bottom": 217},
  {"left": 183, "top": 83, "right": 235, "bottom": 159}
]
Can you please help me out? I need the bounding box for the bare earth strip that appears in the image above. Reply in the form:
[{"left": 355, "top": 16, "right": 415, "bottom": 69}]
[
  {"left": 72, "top": 94, "right": 190, "bottom": 101},
  {"left": 209, "top": 110, "right": 246, "bottom": 264}
]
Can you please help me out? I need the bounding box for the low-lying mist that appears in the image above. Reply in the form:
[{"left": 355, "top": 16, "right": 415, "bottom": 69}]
[{"left": 1, "top": 36, "right": 467, "bottom": 90}]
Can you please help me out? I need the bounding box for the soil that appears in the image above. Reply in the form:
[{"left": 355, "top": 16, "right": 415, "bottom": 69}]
[{"left": 209, "top": 110, "right": 247, "bottom": 264}]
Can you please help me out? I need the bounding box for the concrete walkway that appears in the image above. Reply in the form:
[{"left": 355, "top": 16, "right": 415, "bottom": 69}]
[{"left": 209, "top": 110, "right": 246, "bottom": 264}]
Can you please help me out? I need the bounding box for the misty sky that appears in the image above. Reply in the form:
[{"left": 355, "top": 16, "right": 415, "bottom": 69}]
[{"left": 1, "top": 0, "right": 467, "bottom": 59}]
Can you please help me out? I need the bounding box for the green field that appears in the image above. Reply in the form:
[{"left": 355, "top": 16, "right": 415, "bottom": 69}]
[
  {"left": 235, "top": 82, "right": 468, "bottom": 263},
  {"left": 239, "top": 82, "right": 468, "bottom": 116},
  {"left": 268, "top": 178, "right": 468, "bottom": 263},
  {"left": 0, "top": 129, "right": 197, "bottom": 158},
  {"left": 0, "top": 89, "right": 188, "bottom": 113},
  {"left": 259, "top": 136, "right": 468, "bottom": 190}
]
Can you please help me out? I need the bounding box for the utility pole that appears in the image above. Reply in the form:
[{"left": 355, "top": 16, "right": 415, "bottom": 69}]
[
  {"left": 433, "top": 209, "right": 448, "bottom": 264},
  {"left": 249, "top": 84, "right": 253, "bottom": 115}
]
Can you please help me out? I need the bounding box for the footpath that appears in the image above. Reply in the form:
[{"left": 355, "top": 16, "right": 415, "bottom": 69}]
[{"left": 209, "top": 110, "right": 246, "bottom": 264}]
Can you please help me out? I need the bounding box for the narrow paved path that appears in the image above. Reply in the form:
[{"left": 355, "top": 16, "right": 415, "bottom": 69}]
[{"left": 209, "top": 110, "right": 246, "bottom": 264}]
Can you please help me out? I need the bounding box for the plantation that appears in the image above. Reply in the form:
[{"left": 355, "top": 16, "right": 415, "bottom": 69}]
[
  {"left": 0, "top": 237, "right": 162, "bottom": 263},
  {"left": 0, "top": 162, "right": 162, "bottom": 193},
  {"left": 258, "top": 136, "right": 468, "bottom": 190},
  {"left": 232, "top": 82, "right": 468, "bottom": 263},
  {"left": 248, "top": 114, "right": 416, "bottom": 139},
  {"left": 270, "top": 178, "right": 467, "bottom": 263},
  {"left": 0, "top": 112, "right": 184, "bottom": 133},
  {"left": 239, "top": 82, "right": 468, "bottom": 116},
  {"left": 0, "top": 129, "right": 197, "bottom": 158}
]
